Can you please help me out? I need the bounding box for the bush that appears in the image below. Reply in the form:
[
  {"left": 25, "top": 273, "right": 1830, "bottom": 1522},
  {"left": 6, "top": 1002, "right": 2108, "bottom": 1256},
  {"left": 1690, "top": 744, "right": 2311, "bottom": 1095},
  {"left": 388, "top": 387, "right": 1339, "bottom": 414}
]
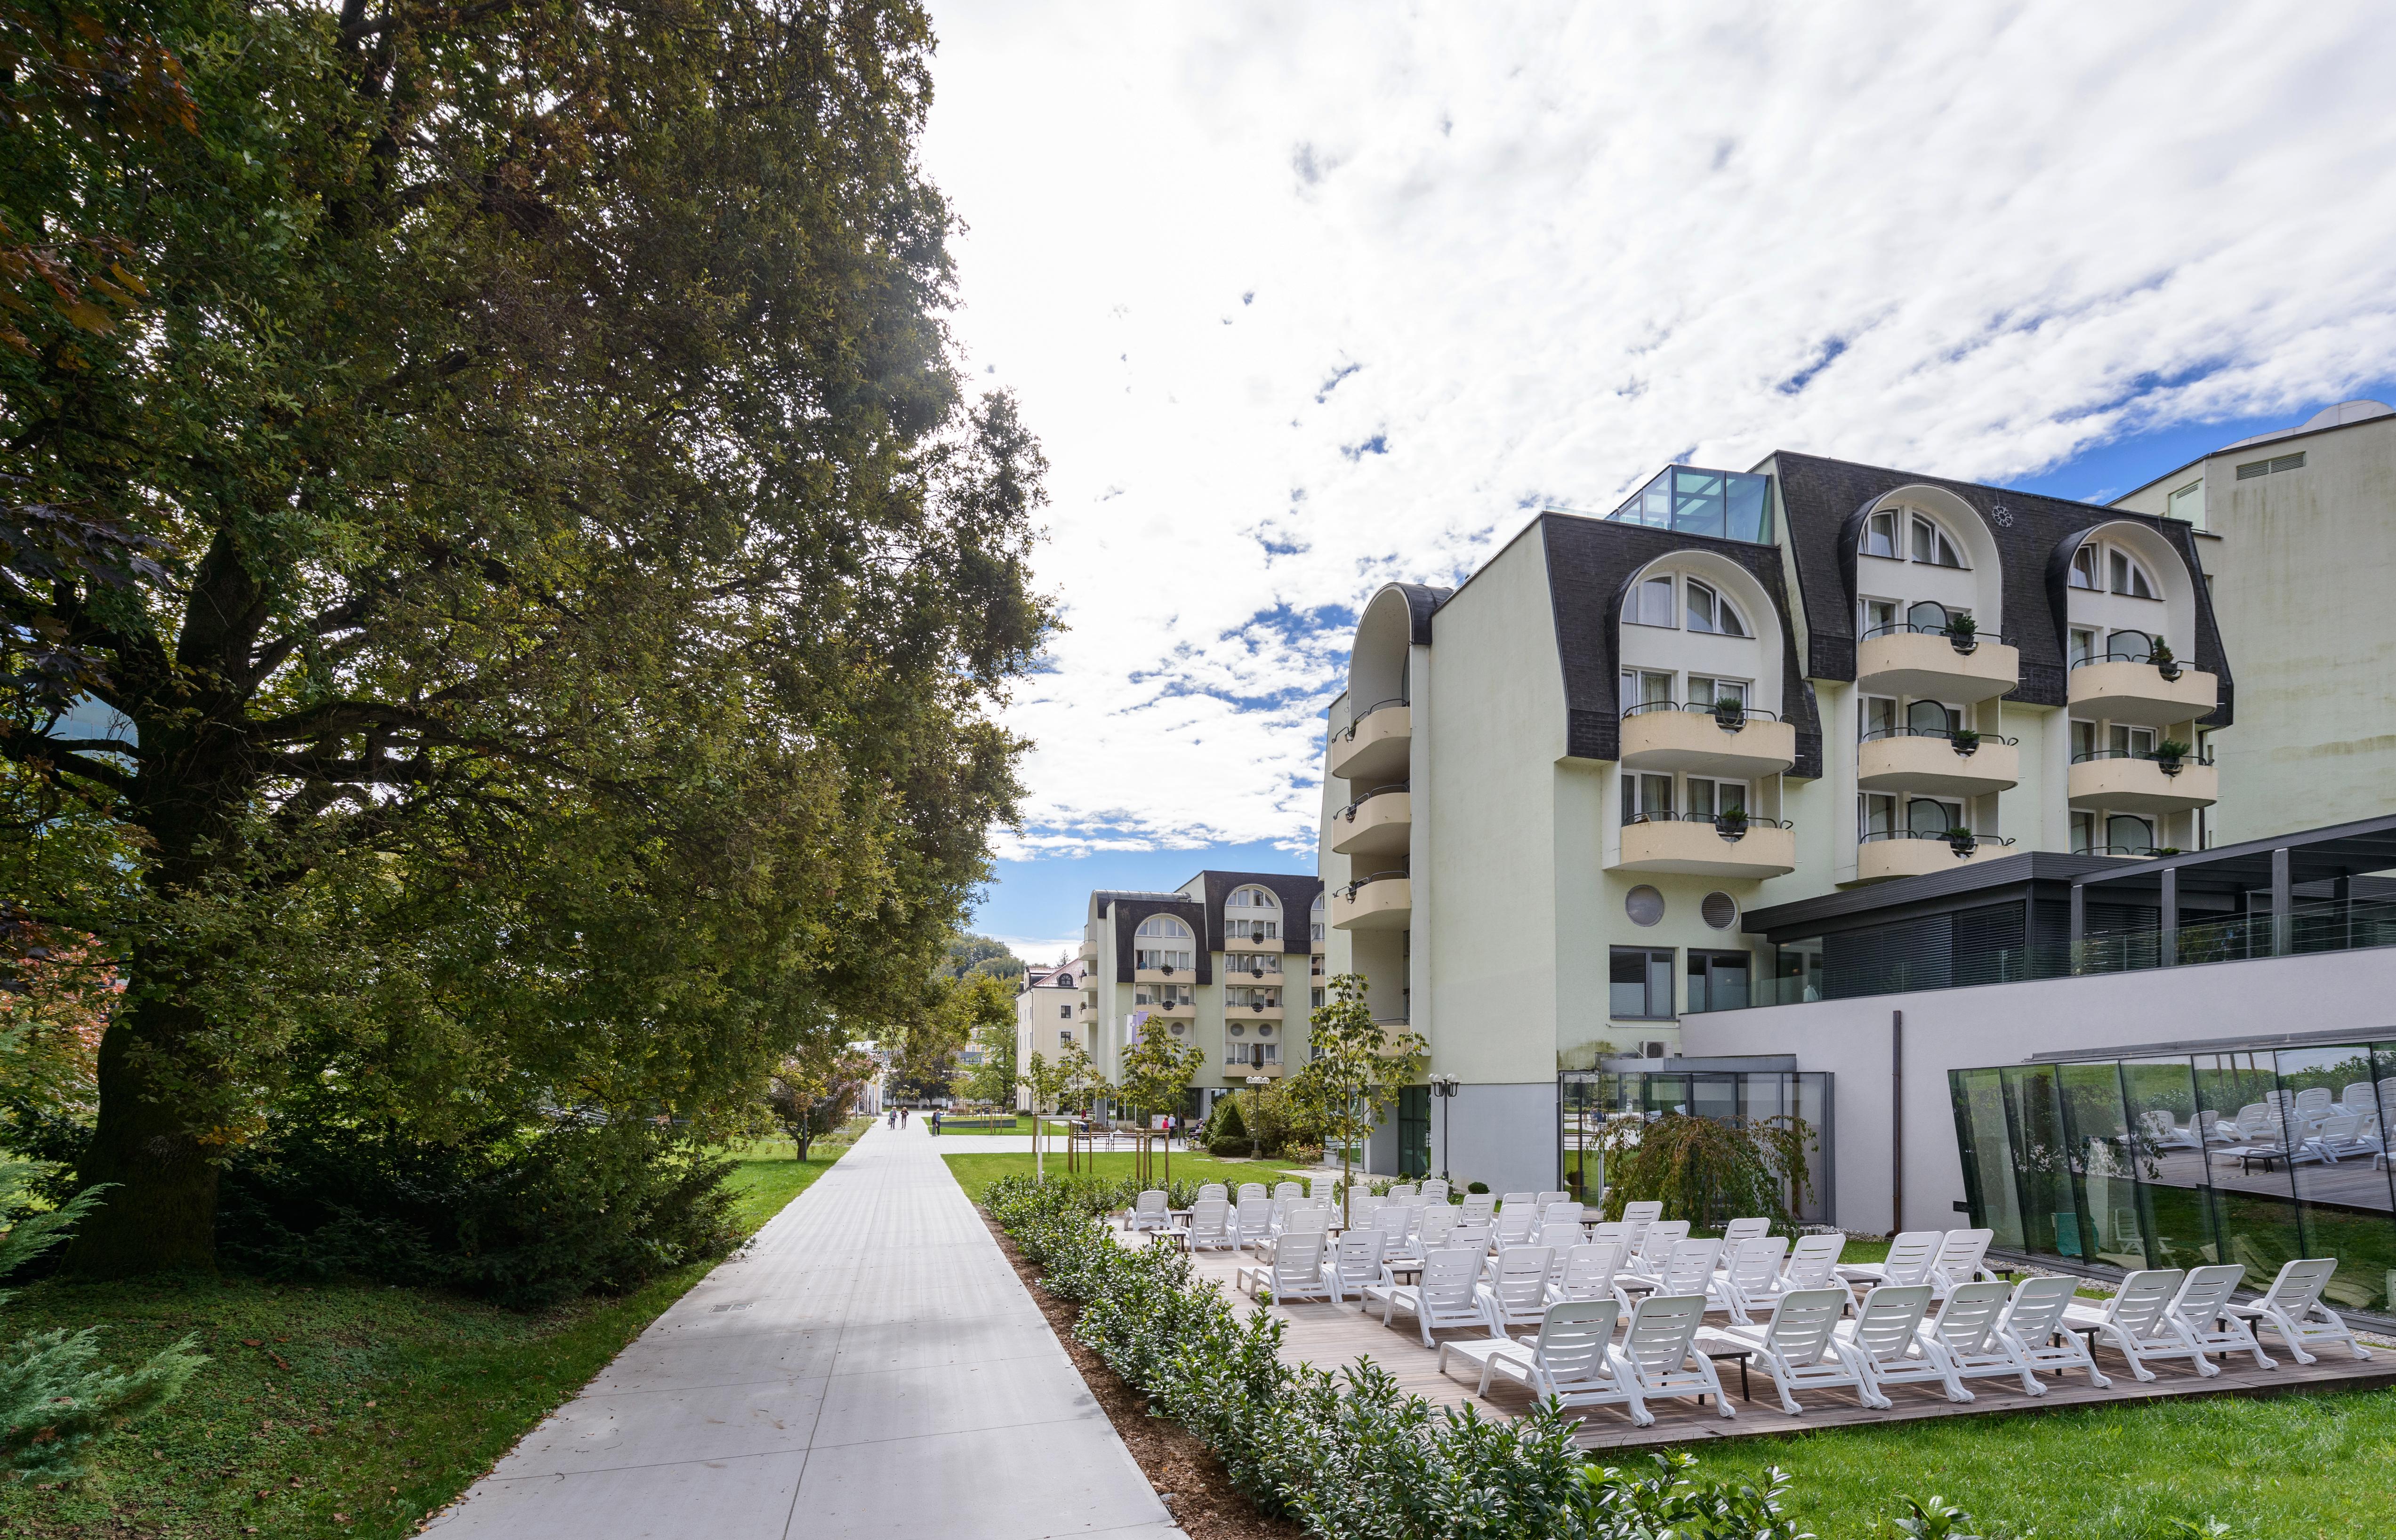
[
  {"left": 1205, "top": 1093, "right": 1251, "bottom": 1156},
  {"left": 1467, "top": 1180, "right": 1490, "bottom": 1194},
  {"left": 215, "top": 1117, "right": 739, "bottom": 1309},
  {"left": 983, "top": 1173, "right": 1823, "bottom": 1540}
]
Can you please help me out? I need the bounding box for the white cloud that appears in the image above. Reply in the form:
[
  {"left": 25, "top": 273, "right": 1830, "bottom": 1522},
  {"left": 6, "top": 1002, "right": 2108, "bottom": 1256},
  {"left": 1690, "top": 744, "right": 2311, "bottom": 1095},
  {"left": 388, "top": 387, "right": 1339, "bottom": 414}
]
[{"left": 922, "top": 0, "right": 2396, "bottom": 857}]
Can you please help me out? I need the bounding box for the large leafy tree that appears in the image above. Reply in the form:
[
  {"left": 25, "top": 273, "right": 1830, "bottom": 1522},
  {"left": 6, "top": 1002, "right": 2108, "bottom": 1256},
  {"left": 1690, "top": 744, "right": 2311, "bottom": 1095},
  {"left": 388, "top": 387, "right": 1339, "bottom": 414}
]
[{"left": 0, "top": 0, "right": 1051, "bottom": 1273}]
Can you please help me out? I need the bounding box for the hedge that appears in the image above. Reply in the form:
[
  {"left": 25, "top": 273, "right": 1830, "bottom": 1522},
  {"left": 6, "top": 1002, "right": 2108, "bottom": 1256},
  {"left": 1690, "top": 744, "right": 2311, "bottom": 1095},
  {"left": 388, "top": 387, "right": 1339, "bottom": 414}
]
[{"left": 983, "top": 1173, "right": 1821, "bottom": 1540}]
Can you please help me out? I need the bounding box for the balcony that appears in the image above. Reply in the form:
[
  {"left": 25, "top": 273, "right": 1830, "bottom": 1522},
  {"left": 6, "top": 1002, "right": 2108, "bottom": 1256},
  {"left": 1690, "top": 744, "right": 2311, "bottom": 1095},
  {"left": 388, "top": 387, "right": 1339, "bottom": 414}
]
[
  {"left": 1613, "top": 813, "right": 1796, "bottom": 878},
  {"left": 2068, "top": 658, "right": 2220, "bottom": 729},
  {"left": 1855, "top": 730, "right": 2020, "bottom": 798},
  {"left": 1856, "top": 627, "right": 2019, "bottom": 704},
  {"left": 1329, "top": 701, "right": 1410, "bottom": 782},
  {"left": 1857, "top": 831, "right": 2020, "bottom": 883},
  {"left": 2069, "top": 752, "right": 2219, "bottom": 815},
  {"left": 1331, "top": 786, "right": 1411, "bottom": 857},
  {"left": 1134, "top": 964, "right": 1193, "bottom": 984},
  {"left": 1227, "top": 1001, "right": 1285, "bottom": 1021},
  {"left": 1223, "top": 931, "right": 1283, "bottom": 953},
  {"left": 1139, "top": 997, "right": 1195, "bottom": 1018},
  {"left": 1331, "top": 871, "right": 1411, "bottom": 930},
  {"left": 1222, "top": 1056, "right": 1284, "bottom": 1079},
  {"left": 1077, "top": 933, "right": 1099, "bottom": 961},
  {"left": 1618, "top": 704, "right": 1796, "bottom": 778}
]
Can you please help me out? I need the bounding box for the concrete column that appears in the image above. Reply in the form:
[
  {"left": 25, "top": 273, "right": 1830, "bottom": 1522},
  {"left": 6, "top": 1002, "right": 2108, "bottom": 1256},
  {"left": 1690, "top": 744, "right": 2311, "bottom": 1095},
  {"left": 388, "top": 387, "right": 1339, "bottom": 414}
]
[
  {"left": 2159, "top": 866, "right": 2179, "bottom": 967},
  {"left": 2271, "top": 848, "right": 2293, "bottom": 956}
]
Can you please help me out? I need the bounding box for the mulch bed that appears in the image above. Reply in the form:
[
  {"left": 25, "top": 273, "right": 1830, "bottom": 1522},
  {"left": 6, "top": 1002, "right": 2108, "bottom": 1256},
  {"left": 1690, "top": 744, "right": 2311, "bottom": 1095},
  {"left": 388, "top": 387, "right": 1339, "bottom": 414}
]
[{"left": 977, "top": 1207, "right": 1303, "bottom": 1540}]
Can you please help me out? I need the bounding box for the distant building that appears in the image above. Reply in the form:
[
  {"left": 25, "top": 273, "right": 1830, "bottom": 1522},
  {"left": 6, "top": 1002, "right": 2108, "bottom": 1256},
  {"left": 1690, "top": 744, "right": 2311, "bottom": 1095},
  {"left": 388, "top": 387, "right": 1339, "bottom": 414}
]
[{"left": 1012, "top": 958, "right": 1087, "bottom": 1111}]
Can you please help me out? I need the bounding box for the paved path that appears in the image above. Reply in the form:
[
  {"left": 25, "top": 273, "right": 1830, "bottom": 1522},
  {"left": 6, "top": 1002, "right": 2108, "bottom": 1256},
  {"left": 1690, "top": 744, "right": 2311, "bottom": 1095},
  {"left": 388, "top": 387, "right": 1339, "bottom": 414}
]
[{"left": 428, "top": 1120, "right": 1182, "bottom": 1540}]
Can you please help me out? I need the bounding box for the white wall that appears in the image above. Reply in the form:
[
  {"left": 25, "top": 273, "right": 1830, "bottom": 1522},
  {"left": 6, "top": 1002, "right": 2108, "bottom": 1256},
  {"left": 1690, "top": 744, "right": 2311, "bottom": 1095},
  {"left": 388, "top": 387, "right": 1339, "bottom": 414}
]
[{"left": 1680, "top": 946, "right": 2396, "bottom": 1234}]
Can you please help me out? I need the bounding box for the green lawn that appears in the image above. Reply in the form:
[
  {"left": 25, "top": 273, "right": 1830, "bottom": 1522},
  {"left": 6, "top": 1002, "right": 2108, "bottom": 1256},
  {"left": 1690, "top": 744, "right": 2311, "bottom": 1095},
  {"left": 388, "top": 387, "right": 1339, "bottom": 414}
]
[
  {"left": 1695, "top": 1385, "right": 2396, "bottom": 1539},
  {"left": 941, "top": 1150, "right": 1310, "bottom": 1203},
  {"left": 919, "top": 1116, "right": 1074, "bottom": 1137},
  {"left": 0, "top": 1131, "right": 862, "bottom": 1540}
]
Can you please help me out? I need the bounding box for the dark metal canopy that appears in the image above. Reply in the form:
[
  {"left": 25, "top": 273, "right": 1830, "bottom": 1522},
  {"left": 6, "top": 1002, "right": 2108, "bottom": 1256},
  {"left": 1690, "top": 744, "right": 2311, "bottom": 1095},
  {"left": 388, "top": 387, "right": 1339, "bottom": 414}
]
[{"left": 2072, "top": 812, "right": 2396, "bottom": 899}]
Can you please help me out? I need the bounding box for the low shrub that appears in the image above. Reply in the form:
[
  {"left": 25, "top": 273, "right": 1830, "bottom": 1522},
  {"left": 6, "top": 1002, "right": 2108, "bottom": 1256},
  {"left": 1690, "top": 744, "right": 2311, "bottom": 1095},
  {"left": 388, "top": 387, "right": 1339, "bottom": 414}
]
[
  {"left": 214, "top": 1116, "right": 739, "bottom": 1309},
  {"left": 984, "top": 1173, "right": 1819, "bottom": 1540}
]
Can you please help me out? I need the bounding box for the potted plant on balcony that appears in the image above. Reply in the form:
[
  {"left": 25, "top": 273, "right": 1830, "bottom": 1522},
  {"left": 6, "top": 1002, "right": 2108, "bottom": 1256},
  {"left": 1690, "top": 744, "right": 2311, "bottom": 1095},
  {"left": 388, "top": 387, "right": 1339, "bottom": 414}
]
[
  {"left": 1945, "top": 612, "right": 1979, "bottom": 654},
  {"left": 2154, "top": 738, "right": 2190, "bottom": 776},
  {"left": 1710, "top": 695, "right": 1747, "bottom": 732},
  {"left": 1945, "top": 826, "right": 1978, "bottom": 858},
  {"left": 2149, "top": 639, "right": 2182, "bottom": 681},
  {"left": 1949, "top": 727, "right": 1981, "bottom": 756},
  {"left": 1714, "top": 807, "right": 1750, "bottom": 842}
]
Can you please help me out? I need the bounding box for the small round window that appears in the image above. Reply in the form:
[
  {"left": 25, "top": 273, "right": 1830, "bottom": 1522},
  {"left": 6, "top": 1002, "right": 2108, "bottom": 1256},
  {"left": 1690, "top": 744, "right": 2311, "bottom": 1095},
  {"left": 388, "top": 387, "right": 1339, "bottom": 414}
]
[
  {"left": 1257, "top": 1023, "right": 1275, "bottom": 1037},
  {"left": 1228, "top": 1022, "right": 1246, "bottom": 1037},
  {"left": 1625, "top": 886, "right": 1665, "bottom": 927},
  {"left": 1701, "top": 892, "right": 1738, "bottom": 930}
]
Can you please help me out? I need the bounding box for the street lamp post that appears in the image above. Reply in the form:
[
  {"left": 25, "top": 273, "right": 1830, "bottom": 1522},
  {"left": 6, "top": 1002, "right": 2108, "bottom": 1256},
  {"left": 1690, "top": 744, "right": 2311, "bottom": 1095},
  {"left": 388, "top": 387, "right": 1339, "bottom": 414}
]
[{"left": 1429, "top": 1074, "right": 1460, "bottom": 1184}]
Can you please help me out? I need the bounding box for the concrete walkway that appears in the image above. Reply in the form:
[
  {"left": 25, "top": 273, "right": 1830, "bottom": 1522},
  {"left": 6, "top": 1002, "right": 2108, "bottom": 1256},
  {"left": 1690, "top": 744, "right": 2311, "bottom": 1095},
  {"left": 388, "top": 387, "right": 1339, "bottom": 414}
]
[{"left": 428, "top": 1120, "right": 1182, "bottom": 1540}]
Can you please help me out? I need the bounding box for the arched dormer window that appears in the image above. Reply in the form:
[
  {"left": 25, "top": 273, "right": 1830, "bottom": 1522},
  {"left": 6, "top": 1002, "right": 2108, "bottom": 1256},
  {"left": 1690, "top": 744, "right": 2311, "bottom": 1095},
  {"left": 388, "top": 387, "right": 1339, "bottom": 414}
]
[
  {"left": 1909, "top": 514, "right": 1965, "bottom": 568},
  {"left": 1134, "top": 913, "right": 1193, "bottom": 972},
  {"left": 1862, "top": 506, "right": 1968, "bottom": 568},
  {"left": 2108, "top": 549, "right": 2157, "bottom": 600},
  {"left": 1310, "top": 891, "right": 1326, "bottom": 945},
  {"left": 1684, "top": 579, "right": 1749, "bottom": 637},
  {"left": 1227, "top": 885, "right": 1278, "bottom": 909}
]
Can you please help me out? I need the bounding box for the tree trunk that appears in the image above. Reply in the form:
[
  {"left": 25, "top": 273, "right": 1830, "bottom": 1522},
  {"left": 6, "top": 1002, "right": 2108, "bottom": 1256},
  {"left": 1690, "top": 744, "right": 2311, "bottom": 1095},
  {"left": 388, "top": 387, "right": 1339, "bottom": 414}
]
[{"left": 64, "top": 994, "right": 220, "bottom": 1276}]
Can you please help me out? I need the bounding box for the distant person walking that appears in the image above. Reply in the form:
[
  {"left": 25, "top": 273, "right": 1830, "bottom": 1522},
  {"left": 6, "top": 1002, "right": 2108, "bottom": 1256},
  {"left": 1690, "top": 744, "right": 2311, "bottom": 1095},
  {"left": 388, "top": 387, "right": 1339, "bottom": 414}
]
[
  {"left": 886, "top": 1107, "right": 896, "bottom": 1128},
  {"left": 929, "top": 1109, "right": 943, "bottom": 1137},
  {"left": 899, "top": 1107, "right": 910, "bottom": 1128}
]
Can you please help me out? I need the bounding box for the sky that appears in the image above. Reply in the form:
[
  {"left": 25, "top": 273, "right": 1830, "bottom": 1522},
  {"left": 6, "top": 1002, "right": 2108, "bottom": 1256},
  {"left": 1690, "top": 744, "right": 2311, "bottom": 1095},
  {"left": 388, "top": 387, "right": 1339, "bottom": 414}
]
[{"left": 914, "top": 2, "right": 2396, "bottom": 963}]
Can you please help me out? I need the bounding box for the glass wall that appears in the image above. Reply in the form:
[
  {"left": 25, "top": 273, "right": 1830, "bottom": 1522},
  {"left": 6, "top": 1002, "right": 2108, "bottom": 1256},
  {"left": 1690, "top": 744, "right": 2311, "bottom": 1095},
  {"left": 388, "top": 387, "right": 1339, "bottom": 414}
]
[
  {"left": 1606, "top": 465, "right": 1777, "bottom": 545},
  {"left": 1560, "top": 1069, "right": 1832, "bottom": 1225},
  {"left": 1951, "top": 1037, "right": 2396, "bottom": 1321}
]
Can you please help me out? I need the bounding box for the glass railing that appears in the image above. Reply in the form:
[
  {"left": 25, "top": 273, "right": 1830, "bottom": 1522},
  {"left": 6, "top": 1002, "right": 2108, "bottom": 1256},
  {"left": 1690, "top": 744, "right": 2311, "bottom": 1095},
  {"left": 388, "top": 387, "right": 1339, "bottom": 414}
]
[
  {"left": 1730, "top": 898, "right": 2396, "bottom": 1011},
  {"left": 1605, "top": 465, "right": 1776, "bottom": 544}
]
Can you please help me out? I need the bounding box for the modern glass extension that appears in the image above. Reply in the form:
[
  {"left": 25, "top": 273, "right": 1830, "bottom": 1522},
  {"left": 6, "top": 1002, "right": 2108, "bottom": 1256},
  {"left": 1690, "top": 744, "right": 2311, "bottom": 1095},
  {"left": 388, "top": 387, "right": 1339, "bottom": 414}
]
[
  {"left": 1951, "top": 1036, "right": 2396, "bottom": 1322},
  {"left": 1607, "top": 465, "right": 1777, "bottom": 545},
  {"left": 1559, "top": 1067, "right": 1833, "bottom": 1224}
]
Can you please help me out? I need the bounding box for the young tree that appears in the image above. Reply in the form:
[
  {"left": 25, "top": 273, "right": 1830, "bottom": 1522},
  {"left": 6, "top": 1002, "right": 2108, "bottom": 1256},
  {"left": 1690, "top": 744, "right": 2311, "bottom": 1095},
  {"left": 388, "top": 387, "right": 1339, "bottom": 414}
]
[
  {"left": 767, "top": 1047, "right": 878, "bottom": 1160},
  {"left": 0, "top": 0, "right": 1054, "bottom": 1274},
  {"left": 1016, "top": 1050, "right": 1073, "bottom": 1181},
  {"left": 1288, "top": 973, "right": 1427, "bottom": 1228},
  {"left": 1116, "top": 1025, "right": 1202, "bottom": 1185},
  {"left": 962, "top": 1014, "right": 1020, "bottom": 1108}
]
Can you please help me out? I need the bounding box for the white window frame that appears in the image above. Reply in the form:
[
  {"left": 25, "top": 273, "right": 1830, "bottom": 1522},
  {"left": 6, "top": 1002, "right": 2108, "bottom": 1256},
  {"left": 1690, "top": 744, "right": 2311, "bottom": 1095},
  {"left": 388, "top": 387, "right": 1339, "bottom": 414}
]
[
  {"left": 1860, "top": 596, "right": 1899, "bottom": 638},
  {"left": 2108, "top": 548, "right": 2159, "bottom": 600},
  {"left": 1228, "top": 885, "right": 1278, "bottom": 910},
  {"left": 2069, "top": 543, "right": 2099, "bottom": 590},
  {"left": 1908, "top": 514, "right": 1966, "bottom": 569},
  {"left": 1630, "top": 574, "right": 1677, "bottom": 628},
  {"left": 1687, "top": 675, "right": 1748, "bottom": 708},
  {"left": 1684, "top": 579, "right": 1749, "bottom": 637},
  {"left": 1861, "top": 510, "right": 1899, "bottom": 560}
]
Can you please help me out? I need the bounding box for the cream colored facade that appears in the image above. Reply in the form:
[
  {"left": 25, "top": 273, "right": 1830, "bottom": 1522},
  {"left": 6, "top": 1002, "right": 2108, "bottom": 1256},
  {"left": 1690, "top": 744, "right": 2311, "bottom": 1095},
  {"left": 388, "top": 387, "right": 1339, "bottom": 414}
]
[
  {"left": 1319, "top": 454, "right": 2230, "bottom": 1194},
  {"left": 1074, "top": 872, "right": 1324, "bottom": 1115},
  {"left": 1012, "top": 959, "right": 1090, "bottom": 1110},
  {"left": 2111, "top": 400, "right": 2396, "bottom": 842}
]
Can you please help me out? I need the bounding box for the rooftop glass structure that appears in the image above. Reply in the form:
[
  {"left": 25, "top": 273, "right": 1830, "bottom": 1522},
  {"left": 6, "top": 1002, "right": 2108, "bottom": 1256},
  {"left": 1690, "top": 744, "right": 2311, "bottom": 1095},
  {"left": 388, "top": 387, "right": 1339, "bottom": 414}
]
[
  {"left": 1951, "top": 1034, "right": 2396, "bottom": 1324},
  {"left": 1607, "top": 465, "right": 1777, "bottom": 545}
]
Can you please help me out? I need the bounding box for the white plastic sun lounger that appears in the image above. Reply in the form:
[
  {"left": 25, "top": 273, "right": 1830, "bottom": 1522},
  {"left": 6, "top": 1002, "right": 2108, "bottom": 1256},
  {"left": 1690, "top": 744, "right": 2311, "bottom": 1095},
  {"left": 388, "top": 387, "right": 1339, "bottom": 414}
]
[
  {"left": 1835, "top": 1284, "right": 1970, "bottom": 1403},
  {"left": 1608, "top": 1293, "right": 1732, "bottom": 1426},
  {"left": 1917, "top": 1280, "right": 2045, "bottom": 1396},
  {"left": 1441, "top": 1299, "right": 1642, "bottom": 1421},
  {"left": 1708, "top": 1287, "right": 1874, "bottom": 1414},
  {"left": 1364, "top": 1246, "right": 1487, "bottom": 1347},
  {"left": 1994, "top": 1275, "right": 2109, "bottom": 1388},
  {"left": 2223, "top": 1257, "right": 2372, "bottom": 1364}
]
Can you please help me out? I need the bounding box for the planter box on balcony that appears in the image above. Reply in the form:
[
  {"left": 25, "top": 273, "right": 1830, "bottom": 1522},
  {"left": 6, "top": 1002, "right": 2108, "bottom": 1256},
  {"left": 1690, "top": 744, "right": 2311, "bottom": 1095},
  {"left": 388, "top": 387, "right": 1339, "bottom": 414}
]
[
  {"left": 2067, "top": 662, "right": 2220, "bottom": 730},
  {"left": 1856, "top": 735, "right": 2020, "bottom": 797},
  {"left": 1618, "top": 711, "right": 1797, "bottom": 778},
  {"left": 1856, "top": 632, "right": 2020, "bottom": 704},
  {"left": 1613, "top": 819, "right": 1796, "bottom": 878}
]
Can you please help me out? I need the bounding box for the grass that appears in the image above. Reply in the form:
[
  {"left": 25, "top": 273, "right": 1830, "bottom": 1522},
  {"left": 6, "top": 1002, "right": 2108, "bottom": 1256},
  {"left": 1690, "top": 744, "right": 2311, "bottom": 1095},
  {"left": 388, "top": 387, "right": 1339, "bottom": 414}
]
[
  {"left": 1695, "top": 1384, "right": 2396, "bottom": 1539},
  {"left": 0, "top": 1124, "right": 867, "bottom": 1540},
  {"left": 941, "top": 1150, "right": 1310, "bottom": 1203}
]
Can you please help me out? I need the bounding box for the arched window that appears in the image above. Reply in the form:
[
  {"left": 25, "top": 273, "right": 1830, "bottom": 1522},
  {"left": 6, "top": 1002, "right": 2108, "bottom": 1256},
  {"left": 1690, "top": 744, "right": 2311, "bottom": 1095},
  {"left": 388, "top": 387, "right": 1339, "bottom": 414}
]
[
  {"left": 1684, "top": 580, "right": 1749, "bottom": 636},
  {"left": 1631, "top": 574, "right": 1676, "bottom": 627},
  {"left": 1310, "top": 892, "right": 1326, "bottom": 944},
  {"left": 1909, "top": 514, "right": 1965, "bottom": 568},
  {"left": 2108, "top": 549, "right": 2157, "bottom": 600},
  {"left": 1861, "top": 510, "right": 1899, "bottom": 559},
  {"left": 1134, "top": 913, "right": 1193, "bottom": 972},
  {"left": 1227, "top": 885, "right": 1278, "bottom": 909},
  {"left": 2069, "top": 543, "right": 2099, "bottom": 590}
]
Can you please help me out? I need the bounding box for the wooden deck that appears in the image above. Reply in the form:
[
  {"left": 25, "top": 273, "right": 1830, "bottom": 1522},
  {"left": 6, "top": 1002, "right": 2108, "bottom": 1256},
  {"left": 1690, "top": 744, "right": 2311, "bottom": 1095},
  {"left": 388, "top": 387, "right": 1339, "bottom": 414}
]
[{"left": 1134, "top": 1229, "right": 2396, "bottom": 1450}]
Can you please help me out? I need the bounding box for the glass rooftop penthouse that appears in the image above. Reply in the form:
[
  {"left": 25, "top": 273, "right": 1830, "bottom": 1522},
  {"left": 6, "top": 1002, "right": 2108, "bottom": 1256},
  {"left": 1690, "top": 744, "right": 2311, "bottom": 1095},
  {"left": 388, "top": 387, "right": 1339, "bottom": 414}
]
[{"left": 1606, "top": 465, "right": 1777, "bottom": 545}]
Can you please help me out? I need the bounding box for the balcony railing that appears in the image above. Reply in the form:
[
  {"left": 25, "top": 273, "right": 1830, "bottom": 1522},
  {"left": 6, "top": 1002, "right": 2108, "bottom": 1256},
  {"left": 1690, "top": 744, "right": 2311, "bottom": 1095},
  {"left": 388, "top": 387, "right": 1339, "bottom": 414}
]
[
  {"left": 1860, "top": 620, "right": 2015, "bottom": 648},
  {"left": 1335, "top": 781, "right": 1410, "bottom": 821},
  {"left": 1721, "top": 897, "right": 2396, "bottom": 1010},
  {"left": 1858, "top": 829, "right": 2017, "bottom": 850},
  {"left": 1862, "top": 726, "right": 2018, "bottom": 747},
  {"left": 2071, "top": 749, "right": 2212, "bottom": 767},
  {"left": 1621, "top": 700, "right": 1783, "bottom": 724},
  {"left": 1623, "top": 810, "right": 1792, "bottom": 831}
]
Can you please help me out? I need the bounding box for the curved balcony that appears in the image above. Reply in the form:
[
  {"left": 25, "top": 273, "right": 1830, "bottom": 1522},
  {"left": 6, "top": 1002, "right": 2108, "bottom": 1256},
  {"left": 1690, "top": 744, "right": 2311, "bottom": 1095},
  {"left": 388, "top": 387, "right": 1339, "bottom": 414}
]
[
  {"left": 1857, "top": 831, "right": 2020, "bottom": 883},
  {"left": 2068, "top": 752, "right": 2219, "bottom": 814},
  {"left": 1331, "top": 785, "right": 1411, "bottom": 857},
  {"left": 1077, "top": 934, "right": 1099, "bottom": 961},
  {"left": 1613, "top": 813, "right": 1796, "bottom": 878},
  {"left": 1331, "top": 871, "right": 1411, "bottom": 930},
  {"left": 1134, "top": 964, "right": 1193, "bottom": 984},
  {"left": 1855, "top": 729, "right": 2020, "bottom": 798},
  {"left": 1226, "top": 1001, "right": 1285, "bottom": 1021},
  {"left": 1223, "top": 931, "right": 1284, "bottom": 953},
  {"left": 1856, "top": 626, "right": 2020, "bottom": 704},
  {"left": 1138, "top": 997, "right": 1195, "bottom": 1019},
  {"left": 1618, "top": 704, "right": 1796, "bottom": 778},
  {"left": 1222, "top": 1055, "right": 1284, "bottom": 1080},
  {"left": 1329, "top": 700, "right": 1410, "bottom": 782},
  {"left": 2068, "top": 658, "right": 2219, "bottom": 729}
]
